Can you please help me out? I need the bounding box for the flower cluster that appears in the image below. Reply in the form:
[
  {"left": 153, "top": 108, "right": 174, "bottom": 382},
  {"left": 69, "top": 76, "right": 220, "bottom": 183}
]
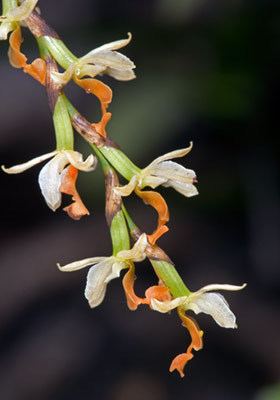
[{"left": 1, "top": 0, "right": 246, "bottom": 378}]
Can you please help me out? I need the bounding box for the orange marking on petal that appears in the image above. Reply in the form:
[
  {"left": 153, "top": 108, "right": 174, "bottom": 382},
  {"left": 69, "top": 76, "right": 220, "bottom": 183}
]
[
  {"left": 8, "top": 27, "right": 46, "bottom": 85},
  {"left": 91, "top": 112, "right": 112, "bottom": 138},
  {"left": 60, "top": 165, "right": 90, "bottom": 220},
  {"left": 74, "top": 76, "right": 112, "bottom": 115},
  {"left": 122, "top": 264, "right": 145, "bottom": 310},
  {"left": 169, "top": 310, "right": 203, "bottom": 378},
  {"left": 136, "top": 189, "right": 169, "bottom": 245}
]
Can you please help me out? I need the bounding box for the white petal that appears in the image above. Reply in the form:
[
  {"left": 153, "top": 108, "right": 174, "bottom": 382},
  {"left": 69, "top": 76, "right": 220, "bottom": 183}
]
[
  {"left": 83, "top": 33, "right": 132, "bottom": 56},
  {"left": 188, "top": 292, "right": 237, "bottom": 328},
  {"left": 38, "top": 153, "right": 68, "bottom": 211},
  {"left": 140, "top": 175, "right": 167, "bottom": 189},
  {"left": 151, "top": 297, "right": 188, "bottom": 313},
  {"left": 82, "top": 50, "right": 135, "bottom": 71},
  {"left": 196, "top": 283, "right": 247, "bottom": 295},
  {"left": 77, "top": 63, "right": 106, "bottom": 78},
  {"left": 85, "top": 258, "right": 115, "bottom": 308},
  {"left": 63, "top": 150, "right": 97, "bottom": 172},
  {"left": 117, "top": 234, "right": 148, "bottom": 262},
  {"left": 6, "top": 0, "right": 38, "bottom": 21},
  {"left": 1, "top": 151, "right": 57, "bottom": 174},
  {"left": 0, "top": 21, "right": 13, "bottom": 40},
  {"left": 165, "top": 180, "right": 198, "bottom": 198},
  {"left": 57, "top": 257, "right": 107, "bottom": 272},
  {"left": 149, "top": 161, "right": 196, "bottom": 183},
  {"left": 114, "top": 175, "right": 138, "bottom": 196},
  {"left": 147, "top": 142, "right": 193, "bottom": 169},
  {"left": 104, "top": 261, "right": 126, "bottom": 283},
  {"left": 50, "top": 65, "right": 75, "bottom": 86},
  {"left": 106, "top": 67, "right": 136, "bottom": 81}
]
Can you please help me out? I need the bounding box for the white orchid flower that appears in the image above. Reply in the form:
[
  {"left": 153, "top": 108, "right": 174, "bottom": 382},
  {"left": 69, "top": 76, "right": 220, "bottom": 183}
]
[
  {"left": 151, "top": 283, "right": 247, "bottom": 329},
  {"left": 114, "top": 142, "right": 198, "bottom": 198},
  {"left": 2, "top": 149, "right": 96, "bottom": 211},
  {"left": 51, "top": 33, "right": 136, "bottom": 86},
  {"left": 58, "top": 234, "right": 148, "bottom": 308},
  {"left": 0, "top": 0, "right": 38, "bottom": 40}
]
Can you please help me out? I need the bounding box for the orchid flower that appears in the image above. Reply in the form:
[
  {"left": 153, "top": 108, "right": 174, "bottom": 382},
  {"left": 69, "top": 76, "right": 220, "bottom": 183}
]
[
  {"left": 151, "top": 282, "right": 246, "bottom": 377},
  {"left": 114, "top": 142, "right": 198, "bottom": 198},
  {"left": 0, "top": 0, "right": 38, "bottom": 40},
  {"left": 2, "top": 149, "right": 96, "bottom": 218},
  {"left": 151, "top": 283, "right": 246, "bottom": 328},
  {"left": 51, "top": 33, "right": 135, "bottom": 113},
  {"left": 58, "top": 233, "right": 148, "bottom": 308}
]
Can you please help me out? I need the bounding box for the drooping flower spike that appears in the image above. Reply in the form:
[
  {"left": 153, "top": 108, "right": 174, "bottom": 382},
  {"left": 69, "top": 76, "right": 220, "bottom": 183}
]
[
  {"left": 1, "top": 4, "right": 247, "bottom": 379},
  {"left": 2, "top": 150, "right": 96, "bottom": 219},
  {"left": 51, "top": 33, "right": 135, "bottom": 114},
  {"left": 0, "top": 0, "right": 38, "bottom": 40},
  {"left": 58, "top": 233, "right": 148, "bottom": 308},
  {"left": 114, "top": 142, "right": 198, "bottom": 199},
  {"left": 151, "top": 283, "right": 246, "bottom": 377}
]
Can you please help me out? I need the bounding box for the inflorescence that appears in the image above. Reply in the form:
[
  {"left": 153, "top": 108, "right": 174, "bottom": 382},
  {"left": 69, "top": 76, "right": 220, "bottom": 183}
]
[{"left": 1, "top": 0, "right": 246, "bottom": 377}]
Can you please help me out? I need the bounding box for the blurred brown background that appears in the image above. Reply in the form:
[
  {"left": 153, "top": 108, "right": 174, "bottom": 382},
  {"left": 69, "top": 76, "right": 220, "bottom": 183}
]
[{"left": 0, "top": 0, "right": 279, "bottom": 399}]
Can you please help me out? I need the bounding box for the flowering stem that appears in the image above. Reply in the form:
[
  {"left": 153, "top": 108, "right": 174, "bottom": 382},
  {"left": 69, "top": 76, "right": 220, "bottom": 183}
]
[{"left": 34, "top": 32, "right": 190, "bottom": 298}]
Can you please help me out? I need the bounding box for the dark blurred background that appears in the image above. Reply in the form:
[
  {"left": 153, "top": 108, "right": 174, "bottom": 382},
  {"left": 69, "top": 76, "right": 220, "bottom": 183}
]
[{"left": 0, "top": 0, "right": 279, "bottom": 399}]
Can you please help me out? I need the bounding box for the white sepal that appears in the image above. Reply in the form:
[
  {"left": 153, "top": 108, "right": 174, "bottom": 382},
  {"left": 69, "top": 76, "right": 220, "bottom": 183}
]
[
  {"left": 0, "top": 21, "right": 13, "bottom": 40},
  {"left": 85, "top": 258, "right": 116, "bottom": 308},
  {"left": 57, "top": 257, "right": 107, "bottom": 272},
  {"left": 38, "top": 153, "right": 68, "bottom": 211},
  {"left": 63, "top": 150, "right": 97, "bottom": 172},
  {"left": 164, "top": 178, "right": 198, "bottom": 198},
  {"left": 104, "top": 261, "right": 127, "bottom": 283},
  {"left": 188, "top": 292, "right": 237, "bottom": 328},
  {"left": 151, "top": 297, "right": 187, "bottom": 313},
  {"left": 147, "top": 142, "right": 193, "bottom": 168},
  {"left": 82, "top": 33, "right": 132, "bottom": 57},
  {"left": 114, "top": 175, "right": 138, "bottom": 196},
  {"left": 196, "top": 283, "right": 247, "bottom": 294},
  {"left": 117, "top": 233, "right": 148, "bottom": 262},
  {"left": 82, "top": 50, "right": 135, "bottom": 71},
  {"left": 1, "top": 150, "right": 58, "bottom": 174},
  {"left": 106, "top": 67, "right": 136, "bottom": 81}
]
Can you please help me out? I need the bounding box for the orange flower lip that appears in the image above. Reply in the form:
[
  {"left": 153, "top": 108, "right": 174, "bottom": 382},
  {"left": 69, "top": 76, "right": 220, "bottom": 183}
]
[
  {"left": 74, "top": 76, "right": 112, "bottom": 115},
  {"left": 169, "top": 310, "right": 203, "bottom": 378},
  {"left": 122, "top": 264, "right": 171, "bottom": 310},
  {"left": 91, "top": 112, "right": 112, "bottom": 138},
  {"left": 8, "top": 26, "right": 46, "bottom": 85},
  {"left": 136, "top": 189, "right": 169, "bottom": 245},
  {"left": 60, "top": 165, "right": 90, "bottom": 220}
]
